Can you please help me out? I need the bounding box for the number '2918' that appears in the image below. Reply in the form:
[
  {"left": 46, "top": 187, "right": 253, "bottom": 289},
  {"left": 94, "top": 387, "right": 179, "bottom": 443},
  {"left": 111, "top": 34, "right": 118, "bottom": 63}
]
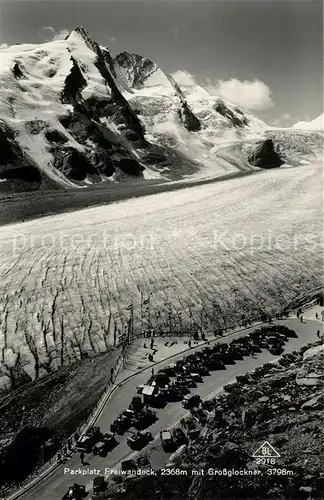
[{"left": 255, "top": 458, "right": 276, "bottom": 465}]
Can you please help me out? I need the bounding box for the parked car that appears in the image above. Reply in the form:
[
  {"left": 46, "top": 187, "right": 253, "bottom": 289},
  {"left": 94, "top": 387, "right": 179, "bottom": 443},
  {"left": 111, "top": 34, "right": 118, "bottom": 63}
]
[
  {"left": 76, "top": 426, "right": 103, "bottom": 453},
  {"left": 208, "top": 358, "right": 226, "bottom": 370},
  {"left": 269, "top": 345, "right": 284, "bottom": 356},
  {"left": 133, "top": 408, "right": 157, "bottom": 430},
  {"left": 92, "top": 433, "right": 117, "bottom": 456},
  {"left": 62, "top": 483, "right": 86, "bottom": 500},
  {"left": 129, "top": 395, "right": 145, "bottom": 413},
  {"left": 127, "top": 431, "right": 153, "bottom": 450},
  {"left": 190, "top": 372, "right": 203, "bottom": 383},
  {"left": 110, "top": 410, "right": 135, "bottom": 434},
  {"left": 182, "top": 394, "right": 201, "bottom": 409},
  {"left": 92, "top": 475, "right": 107, "bottom": 496},
  {"left": 160, "top": 429, "right": 174, "bottom": 451},
  {"left": 194, "top": 365, "right": 210, "bottom": 376},
  {"left": 158, "top": 366, "right": 176, "bottom": 377}
]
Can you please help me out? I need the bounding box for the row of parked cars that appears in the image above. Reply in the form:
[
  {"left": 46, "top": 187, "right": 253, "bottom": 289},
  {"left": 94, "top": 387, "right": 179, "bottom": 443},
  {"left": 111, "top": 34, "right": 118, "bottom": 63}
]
[
  {"left": 155, "top": 324, "right": 297, "bottom": 451},
  {"left": 66, "top": 324, "right": 297, "bottom": 497},
  {"left": 75, "top": 427, "right": 117, "bottom": 456}
]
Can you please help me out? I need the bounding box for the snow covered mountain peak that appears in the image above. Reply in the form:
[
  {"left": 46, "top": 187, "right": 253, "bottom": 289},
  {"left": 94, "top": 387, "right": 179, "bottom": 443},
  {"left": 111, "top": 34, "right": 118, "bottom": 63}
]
[
  {"left": 292, "top": 113, "right": 324, "bottom": 131},
  {"left": 0, "top": 28, "right": 322, "bottom": 193}
]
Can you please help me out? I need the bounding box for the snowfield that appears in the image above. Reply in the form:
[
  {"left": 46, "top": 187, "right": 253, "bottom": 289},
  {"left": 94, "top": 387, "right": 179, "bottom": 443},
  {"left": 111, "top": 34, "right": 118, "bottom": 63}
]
[{"left": 0, "top": 162, "right": 322, "bottom": 389}]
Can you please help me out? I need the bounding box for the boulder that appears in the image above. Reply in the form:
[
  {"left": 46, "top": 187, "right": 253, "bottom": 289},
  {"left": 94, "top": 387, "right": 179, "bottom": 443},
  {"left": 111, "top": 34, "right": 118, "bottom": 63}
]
[
  {"left": 124, "top": 129, "right": 140, "bottom": 142},
  {"left": 118, "top": 157, "right": 144, "bottom": 176},
  {"left": 248, "top": 139, "right": 284, "bottom": 169},
  {"left": 301, "top": 395, "right": 322, "bottom": 410},
  {"left": 45, "top": 129, "right": 68, "bottom": 144}
]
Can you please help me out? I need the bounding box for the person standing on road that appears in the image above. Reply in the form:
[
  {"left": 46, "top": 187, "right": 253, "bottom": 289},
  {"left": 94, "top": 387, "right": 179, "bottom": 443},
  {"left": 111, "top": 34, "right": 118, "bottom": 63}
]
[
  {"left": 316, "top": 313, "right": 319, "bottom": 319},
  {"left": 300, "top": 315, "right": 304, "bottom": 323},
  {"left": 80, "top": 452, "right": 85, "bottom": 465}
]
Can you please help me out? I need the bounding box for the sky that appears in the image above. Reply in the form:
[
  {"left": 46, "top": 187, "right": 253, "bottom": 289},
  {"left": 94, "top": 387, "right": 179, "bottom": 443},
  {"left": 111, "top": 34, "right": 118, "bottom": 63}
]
[{"left": 1, "top": 0, "right": 323, "bottom": 125}]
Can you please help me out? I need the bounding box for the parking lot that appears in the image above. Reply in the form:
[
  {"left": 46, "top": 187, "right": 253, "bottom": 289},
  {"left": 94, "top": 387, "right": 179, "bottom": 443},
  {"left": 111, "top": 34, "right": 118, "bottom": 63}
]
[{"left": 19, "top": 317, "right": 322, "bottom": 500}]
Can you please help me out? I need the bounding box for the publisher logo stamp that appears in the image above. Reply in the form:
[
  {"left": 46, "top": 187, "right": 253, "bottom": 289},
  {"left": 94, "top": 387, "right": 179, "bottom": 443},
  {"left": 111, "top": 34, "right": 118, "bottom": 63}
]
[{"left": 253, "top": 441, "right": 280, "bottom": 465}]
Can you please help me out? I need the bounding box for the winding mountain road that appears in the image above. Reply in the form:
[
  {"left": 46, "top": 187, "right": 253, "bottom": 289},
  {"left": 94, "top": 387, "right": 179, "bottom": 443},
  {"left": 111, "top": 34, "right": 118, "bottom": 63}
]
[{"left": 18, "top": 318, "right": 322, "bottom": 500}]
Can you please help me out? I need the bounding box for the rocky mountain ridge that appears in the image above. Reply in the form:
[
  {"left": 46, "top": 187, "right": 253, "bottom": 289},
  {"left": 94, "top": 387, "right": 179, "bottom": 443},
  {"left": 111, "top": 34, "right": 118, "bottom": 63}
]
[{"left": 0, "top": 26, "right": 323, "bottom": 192}]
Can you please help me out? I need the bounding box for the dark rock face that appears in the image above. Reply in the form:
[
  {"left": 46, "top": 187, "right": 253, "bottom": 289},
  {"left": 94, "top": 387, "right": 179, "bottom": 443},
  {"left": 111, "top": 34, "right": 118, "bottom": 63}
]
[
  {"left": 248, "top": 139, "right": 284, "bottom": 169},
  {"left": 2, "top": 166, "right": 41, "bottom": 183},
  {"left": 0, "top": 122, "right": 42, "bottom": 188},
  {"left": 118, "top": 157, "right": 144, "bottom": 176},
  {"left": 61, "top": 56, "right": 87, "bottom": 104},
  {"left": 143, "top": 150, "right": 167, "bottom": 164},
  {"left": 12, "top": 62, "right": 24, "bottom": 79},
  {"left": 115, "top": 51, "right": 157, "bottom": 89},
  {"left": 91, "top": 151, "right": 115, "bottom": 177},
  {"left": 74, "top": 27, "right": 146, "bottom": 142},
  {"left": 215, "top": 100, "right": 249, "bottom": 128},
  {"left": 124, "top": 129, "right": 140, "bottom": 142},
  {"left": 44, "top": 129, "right": 68, "bottom": 144},
  {"left": 1, "top": 427, "right": 51, "bottom": 485},
  {"left": 52, "top": 148, "right": 100, "bottom": 181},
  {"left": 178, "top": 101, "right": 201, "bottom": 132}
]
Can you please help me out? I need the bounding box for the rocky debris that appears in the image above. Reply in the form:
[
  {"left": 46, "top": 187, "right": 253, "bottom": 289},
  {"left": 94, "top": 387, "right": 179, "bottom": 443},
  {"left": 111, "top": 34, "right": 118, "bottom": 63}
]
[
  {"left": 214, "top": 100, "right": 249, "bottom": 128},
  {"left": 303, "top": 344, "right": 324, "bottom": 360},
  {"left": 248, "top": 138, "right": 284, "bottom": 169},
  {"left": 301, "top": 394, "right": 322, "bottom": 410},
  {"left": 25, "top": 120, "right": 48, "bottom": 135}
]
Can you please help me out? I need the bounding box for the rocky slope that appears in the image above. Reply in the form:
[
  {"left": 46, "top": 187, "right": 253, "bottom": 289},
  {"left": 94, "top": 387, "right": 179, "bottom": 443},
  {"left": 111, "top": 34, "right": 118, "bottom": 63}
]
[
  {"left": 103, "top": 342, "right": 324, "bottom": 500},
  {"left": 0, "top": 27, "right": 322, "bottom": 192}
]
